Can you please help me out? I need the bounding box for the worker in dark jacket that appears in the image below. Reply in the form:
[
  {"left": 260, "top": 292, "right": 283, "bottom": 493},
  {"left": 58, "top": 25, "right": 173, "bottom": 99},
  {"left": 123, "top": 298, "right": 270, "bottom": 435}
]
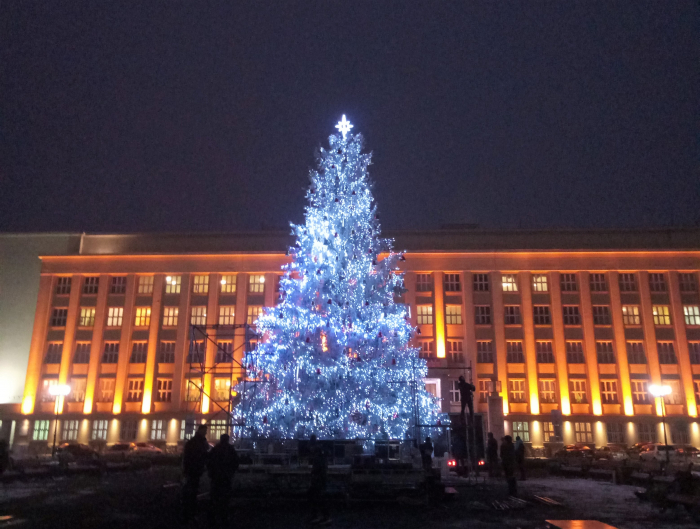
[
  {"left": 514, "top": 435, "right": 526, "bottom": 480},
  {"left": 308, "top": 434, "right": 330, "bottom": 525},
  {"left": 457, "top": 375, "right": 476, "bottom": 421},
  {"left": 500, "top": 435, "right": 517, "bottom": 496},
  {"left": 486, "top": 432, "right": 499, "bottom": 477},
  {"left": 207, "top": 434, "right": 239, "bottom": 526},
  {"left": 182, "top": 424, "right": 210, "bottom": 522}
]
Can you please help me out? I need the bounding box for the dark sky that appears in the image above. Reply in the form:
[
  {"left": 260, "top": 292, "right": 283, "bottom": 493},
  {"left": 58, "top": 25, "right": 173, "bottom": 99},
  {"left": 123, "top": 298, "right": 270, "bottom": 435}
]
[{"left": 1, "top": 1, "right": 698, "bottom": 233}]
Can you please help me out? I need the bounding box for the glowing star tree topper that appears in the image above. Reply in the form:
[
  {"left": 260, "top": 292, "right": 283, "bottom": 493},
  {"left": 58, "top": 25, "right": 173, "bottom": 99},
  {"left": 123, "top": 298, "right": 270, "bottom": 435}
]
[{"left": 236, "top": 116, "right": 443, "bottom": 440}]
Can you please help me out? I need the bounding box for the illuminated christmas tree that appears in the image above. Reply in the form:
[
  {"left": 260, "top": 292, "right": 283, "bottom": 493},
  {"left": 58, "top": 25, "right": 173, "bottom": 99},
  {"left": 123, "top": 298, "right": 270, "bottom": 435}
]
[{"left": 238, "top": 116, "right": 442, "bottom": 439}]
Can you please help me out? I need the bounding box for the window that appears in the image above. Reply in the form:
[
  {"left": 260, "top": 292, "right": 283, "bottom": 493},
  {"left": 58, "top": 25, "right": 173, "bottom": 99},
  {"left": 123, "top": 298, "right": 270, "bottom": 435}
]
[
  {"left": 220, "top": 274, "right": 237, "bottom": 293},
  {"left": 33, "top": 420, "right": 49, "bottom": 441},
  {"left": 51, "top": 308, "right": 68, "bottom": 327},
  {"left": 596, "top": 341, "right": 615, "bottom": 364},
  {"left": 689, "top": 342, "right": 700, "bottom": 364},
  {"left": 158, "top": 341, "right": 175, "bottom": 363},
  {"left": 208, "top": 419, "right": 228, "bottom": 441},
  {"left": 662, "top": 379, "right": 683, "bottom": 405},
  {"left": 679, "top": 273, "right": 697, "bottom": 292},
  {"left": 415, "top": 273, "right": 432, "bottom": 292},
  {"left": 165, "top": 275, "right": 181, "bottom": 294},
  {"left": 69, "top": 378, "right": 86, "bottom": 402},
  {"left": 533, "top": 306, "right": 551, "bottom": 325},
  {"left": 156, "top": 378, "right": 173, "bottom": 402},
  {"left": 566, "top": 341, "right": 585, "bottom": 364},
  {"left": 193, "top": 274, "right": 209, "bottom": 294},
  {"left": 619, "top": 273, "right": 637, "bottom": 292},
  {"left": 416, "top": 305, "right": 433, "bottom": 325},
  {"left": 180, "top": 418, "right": 201, "bottom": 440},
  {"left": 445, "top": 273, "right": 462, "bottom": 292},
  {"left": 62, "top": 420, "right": 79, "bottom": 441},
  {"left": 121, "top": 420, "right": 138, "bottom": 441},
  {"left": 589, "top": 273, "right": 607, "bottom": 292},
  {"left": 131, "top": 342, "right": 148, "bottom": 363},
  {"left": 445, "top": 305, "right": 462, "bottom": 325},
  {"left": 97, "top": 378, "right": 115, "bottom": 402},
  {"left": 671, "top": 423, "right": 689, "bottom": 445},
  {"left": 106, "top": 307, "right": 123, "bottom": 327},
  {"left": 134, "top": 307, "right": 151, "bottom": 327},
  {"left": 163, "top": 307, "right": 179, "bottom": 327},
  {"left": 532, "top": 274, "right": 548, "bottom": 292},
  {"left": 606, "top": 422, "right": 624, "bottom": 444},
  {"left": 56, "top": 276, "right": 71, "bottom": 295},
  {"left": 600, "top": 380, "right": 618, "bottom": 404},
  {"left": 450, "top": 380, "right": 460, "bottom": 403},
  {"left": 474, "top": 306, "right": 491, "bottom": 325},
  {"left": 622, "top": 305, "right": 641, "bottom": 325},
  {"left": 110, "top": 276, "right": 127, "bottom": 294},
  {"left": 560, "top": 273, "right": 578, "bottom": 292},
  {"left": 472, "top": 273, "right": 488, "bottom": 292},
  {"left": 562, "top": 306, "right": 581, "bottom": 325},
  {"left": 569, "top": 379, "right": 588, "bottom": 403},
  {"left": 592, "top": 306, "right": 611, "bottom": 325},
  {"left": 126, "top": 379, "right": 144, "bottom": 402},
  {"left": 502, "top": 274, "right": 518, "bottom": 292},
  {"left": 649, "top": 273, "right": 667, "bottom": 292},
  {"left": 79, "top": 307, "right": 95, "bottom": 327},
  {"left": 657, "top": 342, "right": 677, "bottom": 364},
  {"left": 216, "top": 341, "right": 233, "bottom": 363},
  {"left": 247, "top": 305, "right": 263, "bottom": 325},
  {"left": 447, "top": 340, "right": 464, "bottom": 362},
  {"left": 419, "top": 340, "right": 434, "bottom": 359},
  {"left": 41, "top": 379, "right": 57, "bottom": 402},
  {"left": 512, "top": 421, "right": 530, "bottom": 442},
  {"left": 249, "top": 274, "right": 265, "bottom": 293},
  {"left": 536, "top": 341, "right": 554, "bottom": 363},
  {"left": 506, "top": 341, "right": 524, "bottom": 363},
  {"left": 137, "top": 276, "right": 154, "bottom": 294},
  {"left": 626, "top": 342, "right": 646, "bottom": 364},
  {"left": 190, "top": 306, "right": 207, "bottom": 326},
  {"left": 83, "top": 277, "right": 99, "bottom": 295},
  {"left": 638, "top": 423, "right": 657, "bottom": 443},
  {"left": 187, "top": 341, "right": 205, "bottom": 363},
  {"left": 539, "top": 379, "right": 557, "bottom": 403},
  {"left": 102, "top": 342, "right": 119, "bottom": 363},
  {"left": 219, "top": 306, "right": 235, "bottom": 326},
  {"left": 477, "top": 341, "right": 493, "bottom": 363},
  {"left": 184, "top": 379, "right": 202, "bottom": 402},
  {"left": 477, "top": 380, "right": 490, "bottom": 403},
  {"left": 684, "top": 306, "right": 700, "bottom": 326},
  {"left": 504, "top": 306, "right": 521, "bottom": 325},
  {"left": 543, "top": 422, "right": 556, "bottom": 442},
  {"left": 214, "top": 378, "right": 231, "bottom": 401},
  {"left": 508, "top": 380, "right": 527, "bottom": 403},
  {"left": 44, "top": 342, "right": 63, "bottom": 364},
  {"left": 574, "top": 422, "right": 593, "bottom": 443},
  {"left": 150, "top": 419, "right": 166, "bottom": 441},
  {"left": 695, "top": 381, "right": 700, "bottom": 405},
  {"left": 74, "top": 342, "right": 91, "bottom": 364},
  {"left": 632, "top": 380, "right": 649, "bottom": 404}
]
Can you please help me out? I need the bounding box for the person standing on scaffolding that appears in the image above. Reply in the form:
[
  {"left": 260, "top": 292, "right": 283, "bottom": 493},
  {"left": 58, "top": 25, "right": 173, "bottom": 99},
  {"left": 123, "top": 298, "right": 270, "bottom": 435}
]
[{"left": 457, "top": 375, "right": 475, "bottom": 422}]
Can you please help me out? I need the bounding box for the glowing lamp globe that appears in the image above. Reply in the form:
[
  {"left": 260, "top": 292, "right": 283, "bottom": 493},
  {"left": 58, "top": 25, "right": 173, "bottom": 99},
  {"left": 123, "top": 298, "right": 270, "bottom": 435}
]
[
  {"left": 648, "top": 384, "right": 672, "bottom": 398},
  {"left": 48, "top": 384, "right": 71, "bottom": 397}
]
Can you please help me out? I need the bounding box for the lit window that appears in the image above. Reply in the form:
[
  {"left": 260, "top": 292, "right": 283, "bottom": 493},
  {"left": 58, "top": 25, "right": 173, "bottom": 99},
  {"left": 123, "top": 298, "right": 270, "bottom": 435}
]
[
  {"left": 657, "top": 342, "right": 677, "bottom": 364},
  {"left": 478, "top": 380, "right": 490, "bottom": 403},
  {"left": 416, "top": 305, "right": 433, "bottom": 325},
  {"left": 501, "top": 274, "right": 518, "bottom": 292},
  {"left": 126, "top": 379, "right": 144, "bottom": 402},
  {"left": 589, "top": 273, "right": 607, "bottom": 292},
  {"left": 450, "top": 380, "right": 460, "bottom": 403},
  {"left": 512, "top": 421, "right": 530, "bottom": 442},
  {"left": 533, "top": 305, "right": 551, "bottom": 325},
  {"left": 249, "top": 274, "right": 265, "bottom": 293},
  {"left": 592, "top": 306, "right": 611, "bottom": 325},
  {"left": 566, "top": 341, "right": 584, "bottom": 364},
  {"left": 596, "top": 341, "right": 615, "bottom": 364},
  {"left": 190, "top": 306, "right": 207, "bottom": 326},
  {"left": 569, "top": 379, "right": 587, "bottom": 403},
  {"left": 662, "top": 379, "right": 683, "bottom": 405},
  {"left": 219, "top": 306, "right": 235, "bottom": 326},
  {"left": 156, "top": 378, "right": 172, "bottom": 402},
  {"left": 33, "top": 420, "right": 50, "bottom": 441},
  {"left": 220, "top": 274, "right": 237, "bottom": 293},
  {"left": 134, "top": 307, "right": 151, "bottom": 327},
  {"left": 51, "top": 308, "right": 68, "bottom": 327},
  {"left": 208, "top": 419, "right": 228, "bottom": 441},
  {"left": 638, "top": 423, "right": 656, "bottom": 443},
  {"left": 606, "top": 422, "right": 624, "bottom": 444},
  {"left": 560, "top": 273, "right": 578, "bottom": 292},
  {"left": 622, "top": 305, "right": 640, "bottom": 325},
  {"left": 684, "top": 306, "right": 700, "bottom": 326},
  {"left": 131, "top": 342, "right": 148, "bottom": 363},
  {"left": 121, "top": 420, "right": 138, "bottom": 441},
  {"left": 506, "top": 341, "right": 524, "bottom": 363},
  {"left": 508, "top": 380, "right": 527, "bottom": 403},
  {"left": 106, "top": 307, "right": 123, "bottom": 327},
  {"left": 649, "top": 273, "right": 667, "bottom": 292},
  {"left": 626, "top": 342, "right": 646, "bottom": 364},
  {"left": 694, "top": 381, "right": 700, "bottom": 405},
  {"left": 445, "top": 305, "right": 462, "bottom": 325},
  {"left": 97, "top": 378, "right": 115, "bottom": 402},
  {"left": 193, "top": 275, "right": 209, "bottom": 294},
  {"left": 150, "top": 419, "right": 166, "bottom": 441},
  {"left": 538, "top": 379, "right": 557, "bottom": 403},
  {"left": 562, "top": 306, "right": 581, "bottom": 325},
  {"left": 600, "top": 380, "right": 618, "bottom": 404},
  {"left": 543, "top": 422, "right": 556, "bottom": 442},
  {"left": 574, "top": 422, "right": 593, "bottom": 443},
  {"left": 477, "top": 341, "right": 493, "bottom": 363},
  {"left": 165, "top": 275, "right": 181, "bottom": 294},
  {"left": 69, "top": 377, "right": 86, "bottom": 402},
  {"left": 61, "top": 420, "right": 79, "bottom": 441},
  {"left": 419, "top": 340, "right": 434, "bottom": 359},
  {"left": 56, "top": 277, "right": 71, "bottom": 295},
  {"left": 79, "top": 307, "right": 96, "bottom": 327},
  {"left": 415, "top": 273, "right": 432, "bottom": 292},
  {"left": 447, "top": 340, "right": 463, "bottom": 363},
  {"left": 184, "top": 379, "right": 202, "bottom": 402},
  {"left": 214, "top": 378, "right": 231, "bottom": 401},
  {"left": 102, "top": 342, "right": 120, "bottom": 363},
  {"left": 44, "top": 342, "right": 63, "bottom": 364},
  {"left": 536, "top": 341, "right": 554, "bottom": 363},
  {"left": 83, "top": 277, "right": 99, "bottom": 295},
  {"left": 158, "top": 341, "right": 175, "bottom": 363},
  {"left": 689, "top": 342, "right": 700, "bottom": 364},
  {"left": 504, "top": 306, "right": 521, "bottom": 325},
  {"left": 652, "top": 305, "right": 671, "bottom": 326},
  {"left": 110, "top": 276, "right": 127, "bottom": 294},
  {"left": 631, "top": 380, "right": 649, "bottom": 404},
  {"left": 41, "top": 379, "right": 57, "bottom": 402},
  {"left": 532, "top": 274, "right": 548, "bottom": 292},
  {"left": 247, "top": 305, "right": 263, "bottom": 325},
  {"left": 474, "top": 306, "right": 491, "bottom": 325},
  {"left": 679, "top": 273, "right": 697, "bottom": 292},
  {"left": 618, "top": 273, "right": 637, "bottom": 292},
  {"left": 163, "top": 307, "right": 179, "bottom": 327},
  {"left": 472, "top": 273, "right": 489, "bottom": 292},
  {"left": 216, "top": 341, "right": 233, "bottom": 363},
  {"left": 137, "top": 276, "right": 153, "bottom": 294},
  {"left": 445, "top": 273, "right": 462, "bottom": 292},
  {"left": 74, "top": 342, "right": 91, "bottom": 364}
]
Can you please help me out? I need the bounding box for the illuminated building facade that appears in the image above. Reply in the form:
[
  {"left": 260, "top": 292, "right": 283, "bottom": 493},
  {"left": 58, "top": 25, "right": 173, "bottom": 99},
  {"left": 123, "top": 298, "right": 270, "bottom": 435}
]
[{"left": 5, "top": 229, "right": 700, "bottom": 450}]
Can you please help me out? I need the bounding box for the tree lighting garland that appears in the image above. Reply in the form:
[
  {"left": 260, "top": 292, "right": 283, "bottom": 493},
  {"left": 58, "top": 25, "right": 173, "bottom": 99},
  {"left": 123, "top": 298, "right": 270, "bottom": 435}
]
[{"left": 236, "top": 118, "right": 445, "bottom": 439}]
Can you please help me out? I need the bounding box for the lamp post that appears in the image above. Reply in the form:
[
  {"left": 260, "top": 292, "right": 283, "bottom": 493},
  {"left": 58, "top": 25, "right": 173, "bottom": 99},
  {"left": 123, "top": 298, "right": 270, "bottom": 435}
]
[
  {"left": 48, "top": 384, "right": 71, "bottom": 456},
  {"left": 648, "top": 384, "right": 672, "bottom": 465}
]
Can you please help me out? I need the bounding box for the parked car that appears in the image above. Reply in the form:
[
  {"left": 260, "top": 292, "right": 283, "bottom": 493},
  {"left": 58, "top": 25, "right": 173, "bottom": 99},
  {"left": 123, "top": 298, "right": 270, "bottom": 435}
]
[
  {"left": 595, "top": 444, "right": 629, "bottom": 461},
  {"left": 639, "top": 443, "right": 677, "bottom": 462},
  {"left": 56, "top": 443, "right": 99, "bottom": 464},
  {"left": 105, "top": 443, "right": 135, "bottom": 459},
  {"left": 131, "top": 442, "right": 163, "bottom": 456},
  {"left": 554, "top": 444, "right": 595, "bottom": 461},
  {"left": 628, "top": 442, "right": 652, "bottom": 455},
  {"left": 674, "top": 446, "right": 700, "bottom": 460}
]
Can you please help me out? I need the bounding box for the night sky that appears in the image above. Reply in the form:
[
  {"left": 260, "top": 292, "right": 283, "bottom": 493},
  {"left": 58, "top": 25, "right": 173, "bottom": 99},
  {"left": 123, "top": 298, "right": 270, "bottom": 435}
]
[{"left": 2, "top": 1, "right": 698, "bottom": 233}]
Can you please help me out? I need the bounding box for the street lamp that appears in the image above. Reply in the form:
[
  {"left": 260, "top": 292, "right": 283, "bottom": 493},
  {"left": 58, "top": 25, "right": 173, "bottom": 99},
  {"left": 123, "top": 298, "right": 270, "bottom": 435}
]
[
  {"left": 648, "top": 384, "right": 672, "bottom": 465},
  {"left": 48, "top": 384, "right": 71, "bottom": 456}
]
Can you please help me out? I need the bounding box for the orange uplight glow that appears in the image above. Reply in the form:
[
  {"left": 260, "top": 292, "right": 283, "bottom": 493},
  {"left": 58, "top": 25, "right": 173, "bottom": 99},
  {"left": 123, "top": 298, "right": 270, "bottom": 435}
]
[
  {"left": 321, "top": 332, "right": 328, "bottom": 352},
  {"left": 21, "top": 395, "right": 33, "bottom": 414}
]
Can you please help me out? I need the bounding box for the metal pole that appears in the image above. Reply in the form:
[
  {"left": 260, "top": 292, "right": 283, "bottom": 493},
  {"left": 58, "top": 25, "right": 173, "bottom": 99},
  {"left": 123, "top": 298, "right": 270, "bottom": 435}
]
[
  {"left": 51, "top": 396, "right": 59, "bottom": 457},
  {"left": 661, "top": 396, "right": 669, "bottom": 465}
]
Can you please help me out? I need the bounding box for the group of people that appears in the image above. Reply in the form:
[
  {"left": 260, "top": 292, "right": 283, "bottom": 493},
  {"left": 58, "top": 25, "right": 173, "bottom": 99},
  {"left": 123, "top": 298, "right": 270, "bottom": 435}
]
[{"left": 486, "top": 432, "right": 526, "bottom": 495}]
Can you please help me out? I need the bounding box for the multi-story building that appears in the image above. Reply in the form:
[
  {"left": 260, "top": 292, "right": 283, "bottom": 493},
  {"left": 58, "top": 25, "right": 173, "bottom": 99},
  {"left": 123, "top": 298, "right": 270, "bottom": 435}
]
[{"left": 4, "top": 228, "right": 700, "bottom": 451}]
